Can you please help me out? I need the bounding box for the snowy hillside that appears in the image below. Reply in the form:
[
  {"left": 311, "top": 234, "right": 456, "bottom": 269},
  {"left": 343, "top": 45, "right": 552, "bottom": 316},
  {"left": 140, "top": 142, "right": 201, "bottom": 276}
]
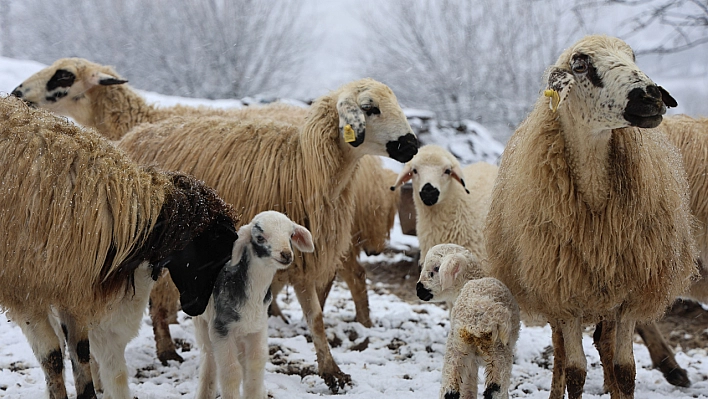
[{"left": 0, "top": 57, "right": 707, "bottom": 399}]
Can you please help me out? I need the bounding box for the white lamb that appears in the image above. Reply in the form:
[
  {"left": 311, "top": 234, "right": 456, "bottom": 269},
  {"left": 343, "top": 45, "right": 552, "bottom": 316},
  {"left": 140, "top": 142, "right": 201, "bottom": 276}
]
[{"left": 193, "top": 211, "right": 314, "bottom": 399}]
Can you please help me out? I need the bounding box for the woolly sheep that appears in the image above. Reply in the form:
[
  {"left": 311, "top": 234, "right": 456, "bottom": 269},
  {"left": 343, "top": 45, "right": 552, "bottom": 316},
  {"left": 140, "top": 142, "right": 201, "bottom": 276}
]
[
  {"left": 194, "top": 211, "right": 314, "bottom": 399},
  {"left": 0, "top": 96, "right": 238, "bottom": 399},
  {"left": 116, "top": 78, "right": 418, "bottom": 392},
  {"left": 391, "top": 144, "right": 498, "bottom": 262},
  {"left": 484, "top": 35, "right": 697, "bottom": 399}
]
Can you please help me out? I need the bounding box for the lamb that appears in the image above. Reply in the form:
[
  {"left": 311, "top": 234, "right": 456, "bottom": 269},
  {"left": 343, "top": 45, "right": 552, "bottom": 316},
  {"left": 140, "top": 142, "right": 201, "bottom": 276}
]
[
  {"left": 116, "top": 78, "right": 418, "bottom": 392},
  {"left": 0, "top": 96, "right": 239, "bottom": 399},
  {"left": 11, "top": 57, "right": 307, "bottom": 365},
  {"left": 390, "top": 144, "right": 498, "bottom": 262},
  {"left": 484, "top": 35, "right": 697, "bottom": 399},
  {"left": 193, "top": 211, "right": 314, "bottom": 399},
  {"left": 418, "top": 244, "right": 520, "bottom": 399}
]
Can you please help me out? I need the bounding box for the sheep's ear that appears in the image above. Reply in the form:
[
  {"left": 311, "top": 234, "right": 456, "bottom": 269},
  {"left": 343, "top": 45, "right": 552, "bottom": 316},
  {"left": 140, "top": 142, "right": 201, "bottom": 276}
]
[
  {"left": 658, "top": 86, "right": 678, "bottom": 108},
  {"left": 450, "top": 165, "right": 470, "bottom": 194},
  {"left": 390, "top": 163, "right": 413, "bottom": 191},
  {"left": 87, "top": 71, "right": 128, "bottom": 87},
  {"left": 439, "top": 254, "right": 463, "bottom": 291},
  {"left": 545, "top": 67, "right": 574, "bottom": 112},
  {"left": 337, "top": 93, "right": 366, "bottom": 147},
  {"left": 291, "top": 224, "right": 314, "bottom": 253}
]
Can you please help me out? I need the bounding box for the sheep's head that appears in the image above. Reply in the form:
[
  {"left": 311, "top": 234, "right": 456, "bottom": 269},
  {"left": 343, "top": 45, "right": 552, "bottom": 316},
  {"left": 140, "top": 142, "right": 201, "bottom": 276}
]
[
  {"left": 545, "top": 35, "right": 677, "bottom": 130},
  {"left": 416, "top": 243, "right": 476, "bottom": 303},
  {"left": 390, "top": 145, "right": 468, "bottom": 207},
  {"left": 239, "top": 210, "right": 314, "bottom": 269},
  {"left": 335, "top": 78, "right": 418, "bottom": 163},
  {"left": 11, "top": 57, "right": 127, "bottom": 122}
]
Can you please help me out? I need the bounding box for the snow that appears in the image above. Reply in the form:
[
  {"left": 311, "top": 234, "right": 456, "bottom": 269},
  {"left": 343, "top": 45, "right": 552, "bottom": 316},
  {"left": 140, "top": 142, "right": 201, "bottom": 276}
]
[{"left": 1, "top": 56, "right": 707, "bottom": 399}]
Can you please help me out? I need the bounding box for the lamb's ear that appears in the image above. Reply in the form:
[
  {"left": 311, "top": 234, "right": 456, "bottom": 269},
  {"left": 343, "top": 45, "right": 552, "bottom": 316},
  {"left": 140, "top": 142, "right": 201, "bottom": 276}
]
[
  {"left": 87, "top": 71, "right": 128, "bottom": 87},
  {"left": 545, "top": 67, "right": 575, "bottom": 112},
  {"left": 390, "top": 163, "right": 413, "bottom": 191},
  {"left": 450, "top": 165, "right": 470, "bottom": 194},
  {"left": 439, "top": 254, "right": 464, "bottom": 291},
  {"left": 658, "top": 86, "right": 678, "bottom": 108},
  {"left": 291, "top": 224, "right": 315, "bottom": 253},
  {"left": 337, "top": 92, "right": 366, "bottom": 147}
]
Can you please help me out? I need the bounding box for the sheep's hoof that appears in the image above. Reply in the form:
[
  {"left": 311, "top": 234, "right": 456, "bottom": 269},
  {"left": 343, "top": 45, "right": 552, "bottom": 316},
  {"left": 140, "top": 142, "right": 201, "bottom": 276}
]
[
  {"left": 663, "top": 367, "right": 691, "bottom": 387},
  {"left": 322, "top": 370, "right": 352, "bottom": 393},
  {"left": 157, "top": 350, "right": 184, "bottom": 366}
]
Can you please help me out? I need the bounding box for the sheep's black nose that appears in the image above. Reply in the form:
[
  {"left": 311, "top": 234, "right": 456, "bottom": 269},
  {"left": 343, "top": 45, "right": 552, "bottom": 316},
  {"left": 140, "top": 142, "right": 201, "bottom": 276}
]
[
  {"left": 419, "top": 183, "right": 440, "bottom": 206},
  {"left": 416, "top": 282, "right": 433, "bottom": 301},
  {"left": 280, "top": 251, "right": 292, "bottom": 264},
  {"left": 645, "top": 85, "right": 661, "bottom": 101}
]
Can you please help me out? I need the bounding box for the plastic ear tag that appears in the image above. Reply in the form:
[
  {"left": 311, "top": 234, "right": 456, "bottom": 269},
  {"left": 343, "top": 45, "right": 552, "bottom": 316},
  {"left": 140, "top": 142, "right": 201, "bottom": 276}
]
[
  {"left": 544, "top": 89, "right": 561, "bottom": 112},
  {"left": 343, "top": 124, "right": 356, "bottom": 143}
]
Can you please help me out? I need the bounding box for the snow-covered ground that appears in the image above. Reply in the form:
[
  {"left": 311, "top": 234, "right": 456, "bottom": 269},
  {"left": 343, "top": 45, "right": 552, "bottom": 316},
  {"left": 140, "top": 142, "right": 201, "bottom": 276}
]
[{"left": 0, "top": 56, "right": 707, "bottom": 398}]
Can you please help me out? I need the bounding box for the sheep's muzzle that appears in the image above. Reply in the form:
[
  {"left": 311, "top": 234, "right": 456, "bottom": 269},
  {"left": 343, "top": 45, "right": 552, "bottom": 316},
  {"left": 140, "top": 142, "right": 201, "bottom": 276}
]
[{"left": 386, "top": 133, "right": 419, "bottom": 163}]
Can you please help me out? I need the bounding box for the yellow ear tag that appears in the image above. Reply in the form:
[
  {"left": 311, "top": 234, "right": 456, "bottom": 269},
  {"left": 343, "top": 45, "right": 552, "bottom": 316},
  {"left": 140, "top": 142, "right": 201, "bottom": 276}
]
[
  {"left": 343, "top": 124, "right": 357, "bottom": 143},
  {"left": 544, "top": 89, "right": 561, "bottom": 112}
]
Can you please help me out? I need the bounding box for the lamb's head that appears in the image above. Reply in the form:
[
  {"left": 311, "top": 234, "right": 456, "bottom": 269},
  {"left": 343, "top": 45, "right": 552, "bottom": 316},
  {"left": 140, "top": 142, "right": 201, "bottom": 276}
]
[
  {"left": 333, "top": 78, "right": 418, "bottom": 163},
  {"left": 416, "top": 243, "right": 478, "bottom": 303},
  {"left": 238, "top": 210, "right": 315, "bottom": 269},
  {"left": 11, "top": 57, "right": 127, "bottom": 121},
  {"left": 545, "top": 35, "right": 677, "bottom": 130},
  {"left": 390, "top": 145, "right": 468, "bottom": 206}
]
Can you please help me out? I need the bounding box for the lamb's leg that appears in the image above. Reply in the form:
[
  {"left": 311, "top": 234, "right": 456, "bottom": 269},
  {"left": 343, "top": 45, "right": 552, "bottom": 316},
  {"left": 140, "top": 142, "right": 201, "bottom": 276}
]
[
  {"left": 239, "top": 329, "right": 268, "bottom": 399},
  {"left": 549, "top": 321, "right": 566, "bottom": 399},
  {"left": 561, "top": 318, "right": 586, "bottom": 399},
  {"left": 149, "top": 270, "right": 184, "bottom": 365},
  {"left": 268, "top": 279, "right": 290, "bottom": 324},
  {"left": 439, "top": 327, "right": 471, "bottom": 399},
  {"left": 194, "top": 316, "right": 218, "bottom": 399},
  {"left": 483, "top": 343, "right": 512, "bottom": 399},
  {"left": 292, "top": 279, "right": 352, "bottom": 393},
  {"left": 636, "top": 322, "right": 690, "bottom": 387},
  {"left": 16, "top": 313, "right": 68, "bottom": 399},
  {"left": 338, "top": 251, "right": 373, "bottom": 327},
  {"left": 593, "top": 320, "right": 617, "bottom": 393},
  {"left": 90, "top": 354, "right": 102, "bottom": 393},
  {"left": 611, "top": 319, "right": 636, "bottom": 399},
  {"left": 211, "top": 332, "right": 242, "bottom": 399},
  {"left": 58, "top": 312, "right": 97, "bottom": 399}
]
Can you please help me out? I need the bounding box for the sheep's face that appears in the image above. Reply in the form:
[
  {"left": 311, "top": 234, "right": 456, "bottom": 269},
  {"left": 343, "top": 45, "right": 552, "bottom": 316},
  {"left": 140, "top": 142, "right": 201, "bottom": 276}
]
[
  {"left": 547, "top": 35, "right": 677, "bottom": 131},
  {"left": 391, "top": 145, "right": 467, "bottom": 207},
  {"left": 243, "top": 210, "right": 314, "bottom": 269},
  {"left": 11, "top": 58, "right": 127, "bottom": 123},
  {"left": 416, "top": 243, "right": 469, "bottom": 303},
  {"left": 336, "top": 79, "right": 418, "bottom": 163}
]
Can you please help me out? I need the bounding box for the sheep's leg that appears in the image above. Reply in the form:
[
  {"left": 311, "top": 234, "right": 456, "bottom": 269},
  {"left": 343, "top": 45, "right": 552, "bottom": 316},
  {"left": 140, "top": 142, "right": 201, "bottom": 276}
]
[
  {"left": 268, "top": 279, "right": 290, "bottom": 324},
  {"left": 239, "top": 329, "right": 268, "bottom": 399},
  {"left": 439, "top": 328, "right": 470, "bottom": 399},
  {"left": 593, "top": 320, "right": 617, "bottom": 393},
  {"left": 561, "top": 318, "right": 586, "bottom": 399},
  {"left": 211, "top": 333, "right": 242, "bottom": 399},
  {"left": 483, "top": 343, "right": 512, "bottom": 399},
  {"left": 16, "top": 313, "right": 68, "bottom": 399},
  {"left": 149, "top": 270, "right": 184, "bottom": 365},
  {"left": 549, "top": 321, "right": 566, "bottom": 399},
  {"left": 194, "top": 316, "right": 218, "bottom": 399},
  {"left": 57, "top": 312, "right": 97, "bottom": 399},
  {"left": 611, "top": 319, "right": 636, "bottom": 399},
  {"left": 338, "top": 252, "right": 373, "bottom": 327},
  {"left": 292, "top": 280, "right": 352, "bottom": 393},
  {"left": 90, "top": 354, "right": 102, "bottom": 393},
  {"left": 635, "top": 322, "right": 690, "bottom": 387}
]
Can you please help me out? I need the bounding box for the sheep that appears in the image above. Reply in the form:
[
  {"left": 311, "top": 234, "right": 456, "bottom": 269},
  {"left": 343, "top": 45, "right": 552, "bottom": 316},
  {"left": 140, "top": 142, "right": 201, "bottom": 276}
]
[
  {"left": 417, "top": 244, "right": 520, "bottom": 399},
  {"left": 11, "top": 57, "right": 307, "bottom": 365},
  {"left": 484, "top": 35, "right": 697, "bottom": 399},
  {"left": 116, "top": 78, "right": 418, "bottom": 392},
  {"left": 0, "top": 96, "right": 239, "bottom": 399},
  {"left": 193, "top": 211, "right": 314, "bottom": 399},
  {"left": 390, "top": 144, "right": 498, "bottom": 262}
]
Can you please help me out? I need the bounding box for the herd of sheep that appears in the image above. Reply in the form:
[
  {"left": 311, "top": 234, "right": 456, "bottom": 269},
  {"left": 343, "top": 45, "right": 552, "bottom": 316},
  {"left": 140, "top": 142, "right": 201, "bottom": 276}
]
[{"left": 1, "top": 34, "right": 707, "bottom": 399}]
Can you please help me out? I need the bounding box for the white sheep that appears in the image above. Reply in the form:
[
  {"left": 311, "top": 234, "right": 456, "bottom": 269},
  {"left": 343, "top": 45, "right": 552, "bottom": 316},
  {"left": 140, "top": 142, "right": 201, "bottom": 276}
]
[
  {"left": 418, "top": 244, "right": 519, "bottom": 399},
  {"left": 485, "top": 35, "right": 697, "bottom": 399},
  {"left": 0, "top": 96, "right": 239, "bottom": 399},
  {"left": 391, "top": 144, "right": 498, "bottom": 262},
  {"left": 116, "top": 78, "right": 418, "bottom": 392},
  {"left": 193, "top": 211, "right": 314, "bottom": 399}
]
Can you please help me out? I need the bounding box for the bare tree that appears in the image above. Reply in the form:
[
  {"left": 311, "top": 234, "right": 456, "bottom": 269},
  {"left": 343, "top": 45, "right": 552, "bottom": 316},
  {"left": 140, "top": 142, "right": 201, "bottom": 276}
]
[{"left": 6, "top": 0, "right": 313, "bottom": 98}]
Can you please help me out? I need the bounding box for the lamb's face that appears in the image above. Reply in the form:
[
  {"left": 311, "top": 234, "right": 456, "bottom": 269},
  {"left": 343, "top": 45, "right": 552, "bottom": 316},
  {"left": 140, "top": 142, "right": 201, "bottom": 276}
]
[
  {"left": 548, "top": 35, "right": 677, "bottom": 131},
  {"left": 416, "top": 243, "right": 468, "bottom": 302},
  {"left": 336, "top": 79, "right": 418, "bottom": 163},
  {"left": 11, "top": 57, "right": 126, "bottom": 121},
  {"left": 245, "top": 211, "right": 314, "bottom": 269}
]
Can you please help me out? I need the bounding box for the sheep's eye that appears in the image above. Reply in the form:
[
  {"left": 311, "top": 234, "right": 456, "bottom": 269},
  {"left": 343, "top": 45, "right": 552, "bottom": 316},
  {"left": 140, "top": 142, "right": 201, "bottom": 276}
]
[
  {"left": 433, "top": 266, "right": 439, "bottom": 272},
  {"left": 361, "top": 103, "right": 381, "bottom": 116},
  {"left": 413, "top": 169, "right": 418, "bottom": 174},
  {"left": 444, "top": 169, "right": 451, "bottom": 175},
  {"left": 256, "top": 236, "right": 266, "bottom": 244},
  {"left": 572, "top": 58, "right": 589, "bottom": 74}
]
